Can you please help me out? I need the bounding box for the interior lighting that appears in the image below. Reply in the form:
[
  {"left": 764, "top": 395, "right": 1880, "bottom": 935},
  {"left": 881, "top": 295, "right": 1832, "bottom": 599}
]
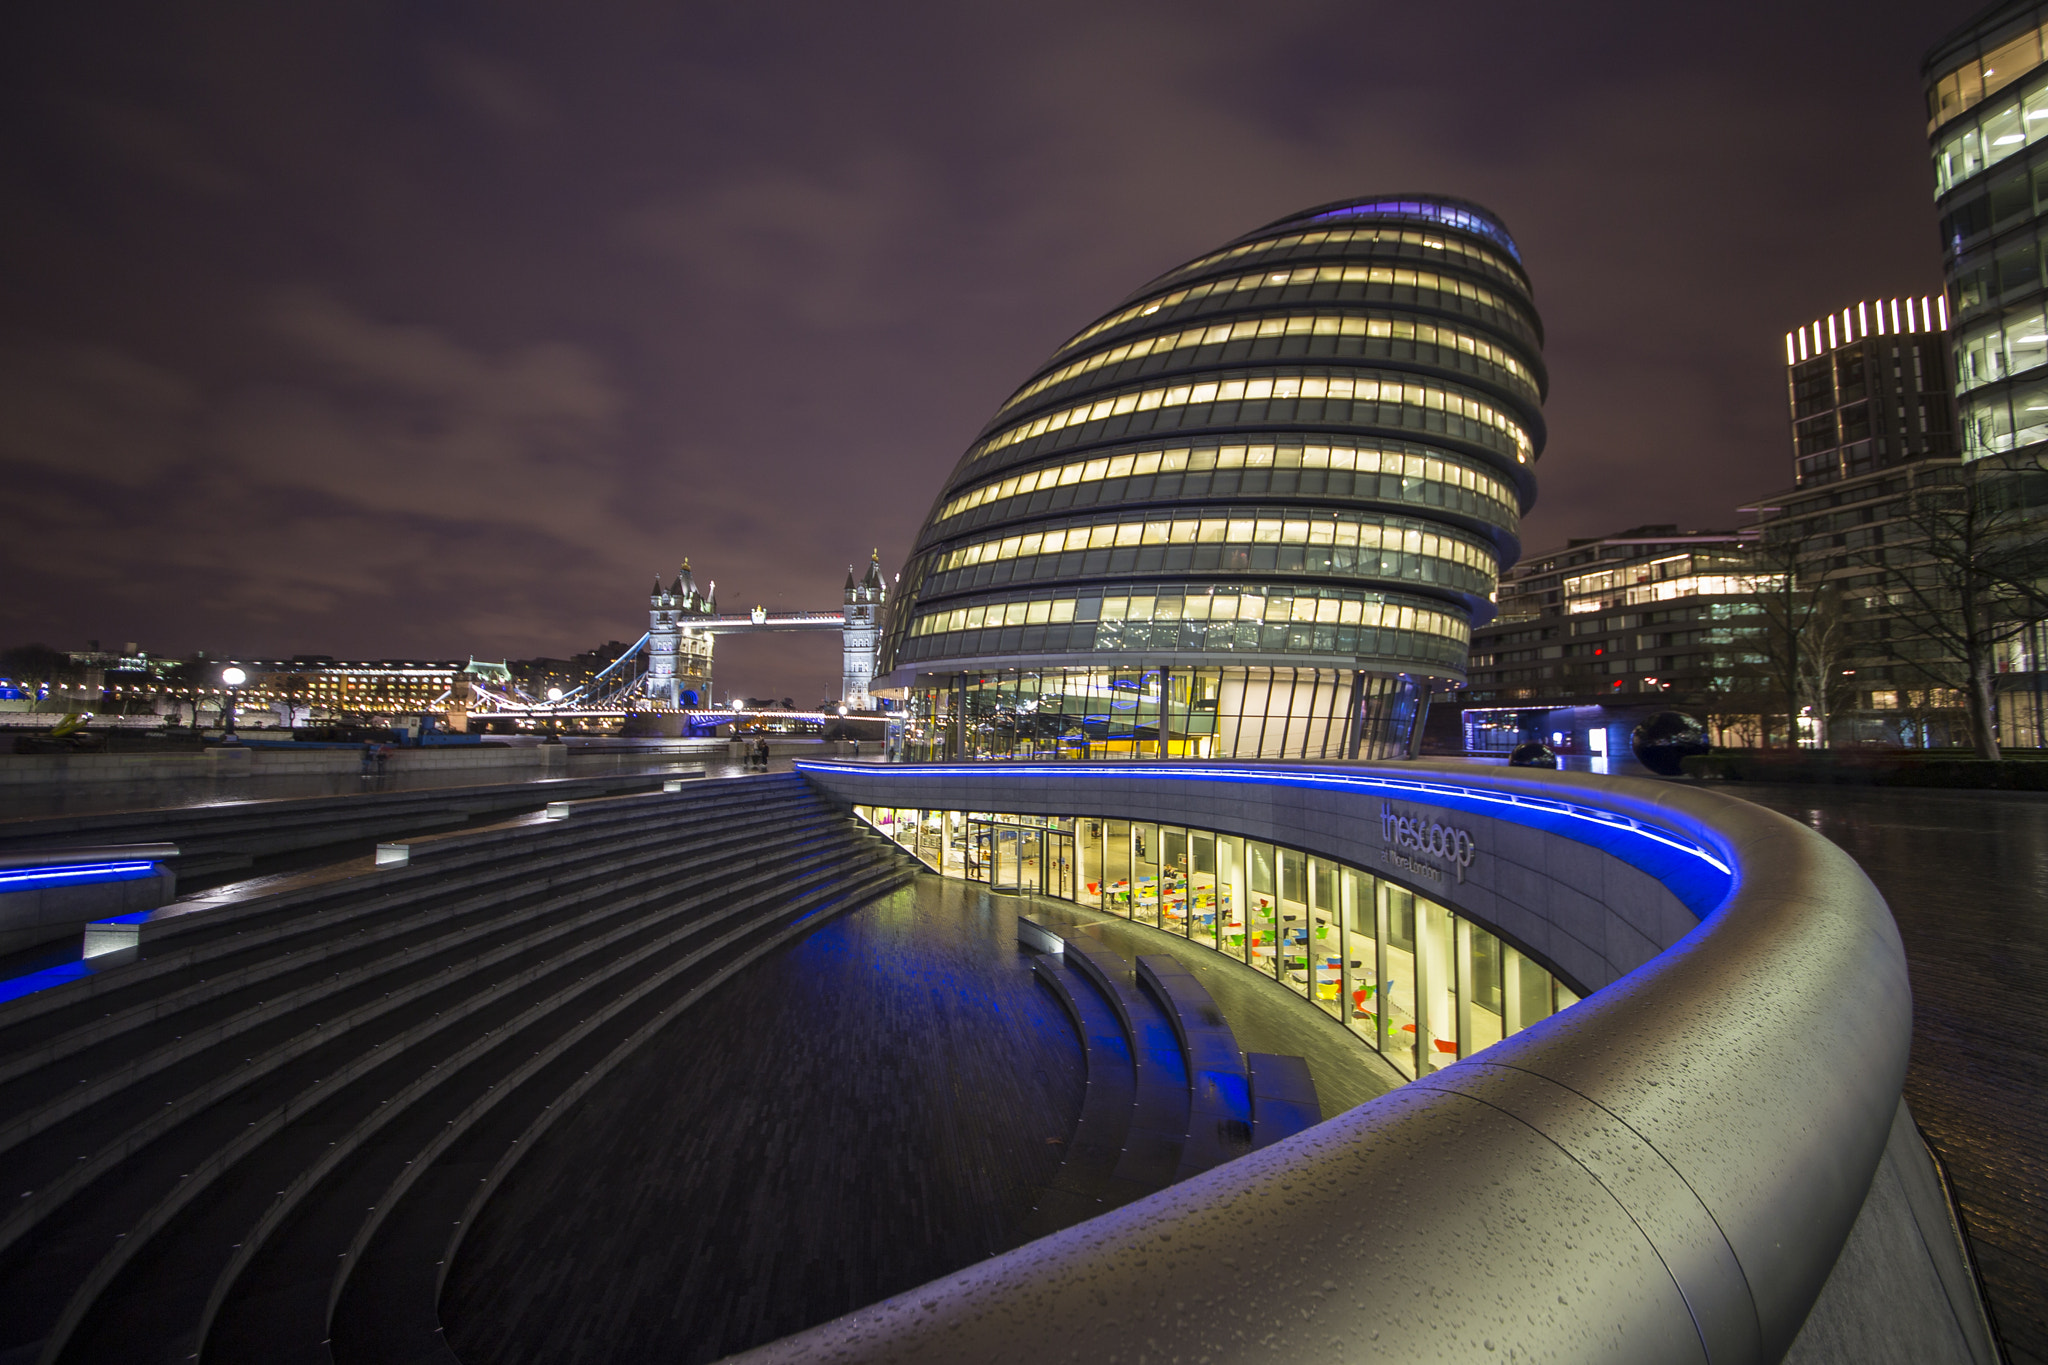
[
  {"left": 1891, "top": 299, "right": 1901, "bottom": 331},
  {"left": 1995, "top": 134, "right": 2027, "bottom": 145},
  {"left": 1785, "top": 333, "right": 1797, "bottom": 364},
  {"left": 795, "top": 760, "right": 1733, "bottom": 904},
  {"left": 1938, "top": 295, "right": 1951, "bottom": 329},
  {"left": 1924, "top": 296, "right": 1937, "bottom": 331},
  {"left": 1798, "top": 330, "right": 1809, "bottom": 361},
  {"left": 1826, "top": 316, "right": 1838, "bottom": 349}
]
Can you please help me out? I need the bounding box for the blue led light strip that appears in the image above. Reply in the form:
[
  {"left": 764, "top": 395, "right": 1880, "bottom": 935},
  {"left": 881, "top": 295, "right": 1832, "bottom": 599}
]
[
  {"left": 0, "top": 861, "right": 159, "bottom": 891},
  {"left": 793, "top": 762, "right": 1729, "bottom": 877}
]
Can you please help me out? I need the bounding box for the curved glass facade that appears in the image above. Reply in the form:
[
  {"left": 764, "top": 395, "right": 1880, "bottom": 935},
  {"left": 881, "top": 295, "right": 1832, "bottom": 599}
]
[{"left": 884, "top": 194, "right": 1546, "bottom": 761}]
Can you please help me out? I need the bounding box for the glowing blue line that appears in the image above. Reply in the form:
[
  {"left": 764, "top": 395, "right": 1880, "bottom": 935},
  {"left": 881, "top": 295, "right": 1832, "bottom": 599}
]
[
  {"left": 792, "top": 762, "right": 1731, "bottom": 876},
  {"left": 0, "top": 861, "right": 158, "bottom": 890}
]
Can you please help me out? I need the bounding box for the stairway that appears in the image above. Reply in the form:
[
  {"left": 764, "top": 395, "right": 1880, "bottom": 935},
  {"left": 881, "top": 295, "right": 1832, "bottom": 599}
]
[
  {"left": 1014, "top": 915, "right": 1319, "bottom": 1242},
  {"left": 0, "top": 773, "right": 916, "bottom": 1365}
]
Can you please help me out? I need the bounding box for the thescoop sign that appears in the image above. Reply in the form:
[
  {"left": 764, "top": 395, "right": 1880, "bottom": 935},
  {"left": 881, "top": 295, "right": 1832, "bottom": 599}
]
[{"left": 1378, "top": 799, "right": 1476, "bottom": 884}]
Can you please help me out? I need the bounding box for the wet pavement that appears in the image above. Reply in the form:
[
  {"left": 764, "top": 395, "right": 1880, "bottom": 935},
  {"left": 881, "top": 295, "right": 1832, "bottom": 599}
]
[
  {"left": 1728, "top": 784, "right": 2048, "bottom": 1365},
  {"left": 442, "top": 875, "right": 1086, "bottom": 1365}
]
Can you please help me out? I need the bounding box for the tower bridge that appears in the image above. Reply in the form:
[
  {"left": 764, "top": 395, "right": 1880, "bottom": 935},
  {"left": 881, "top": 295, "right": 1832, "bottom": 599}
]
[{"left": 462, "top": 554, "right": 889, "bottom": 723}]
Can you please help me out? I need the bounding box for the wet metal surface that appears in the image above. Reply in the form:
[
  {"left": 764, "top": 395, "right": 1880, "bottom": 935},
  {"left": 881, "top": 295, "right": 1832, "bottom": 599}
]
[
  {"left": 441, "top": 874, "right": 1086, "bottom": 1365},
  {"left": 1730, "top": 784, "right": 2048, "bottom": 1365}
]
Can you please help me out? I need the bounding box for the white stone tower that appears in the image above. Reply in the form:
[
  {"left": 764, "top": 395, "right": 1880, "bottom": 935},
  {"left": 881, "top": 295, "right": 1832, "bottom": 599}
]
[{"left": 842, "top": 550, "right": 886, "bottom": 710}]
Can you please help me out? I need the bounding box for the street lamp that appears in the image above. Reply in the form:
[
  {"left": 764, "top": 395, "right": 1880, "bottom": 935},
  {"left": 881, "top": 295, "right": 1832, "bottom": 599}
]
[{"left": 219, "top": 666, "right": 247, "bottom": 745}]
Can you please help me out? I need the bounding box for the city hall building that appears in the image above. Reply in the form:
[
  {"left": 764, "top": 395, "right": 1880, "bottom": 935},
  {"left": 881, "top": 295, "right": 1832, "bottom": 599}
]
[{"left": 879, "top": 195, "right": 1546, "bottom": 762}]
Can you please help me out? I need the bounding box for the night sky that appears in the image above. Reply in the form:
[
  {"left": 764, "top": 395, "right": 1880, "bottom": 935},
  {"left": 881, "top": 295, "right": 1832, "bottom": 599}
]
[{"left": 0, "top": 2, "right": 1970, "bottom": 700}]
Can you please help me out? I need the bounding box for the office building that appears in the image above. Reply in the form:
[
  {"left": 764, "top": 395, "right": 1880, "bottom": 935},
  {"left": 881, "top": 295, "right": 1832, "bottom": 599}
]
[{"left": 879, "top": 195, "right": 1546, "bottom": 761}]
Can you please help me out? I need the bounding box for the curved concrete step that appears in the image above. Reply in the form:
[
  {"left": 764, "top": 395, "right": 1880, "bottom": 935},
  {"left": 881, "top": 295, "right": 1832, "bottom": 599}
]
[
  {"left": 318, "top": 864, "right": 919, "bottom": 1365},
  {"left": 1013, "top": 954, "right": 1141, "bottom": 1241},
  {"left": 40, "top": 835, "right": 901, "bottom": 1365},
  {"left": 1135, "top": 955, "right": 1252, "bottom": 1179},
  {"left": 0, "top": 802, "right": 834, "bottom": 1160},
  {"left": 0, "top": 814, "right": 847, "bottom": 1263},
  {"left": 0, "top": 815, "right": 882, "bottom": 1363},
  {"left": 1057, "top": 934, "right": 1190, "bottom": 1192}
]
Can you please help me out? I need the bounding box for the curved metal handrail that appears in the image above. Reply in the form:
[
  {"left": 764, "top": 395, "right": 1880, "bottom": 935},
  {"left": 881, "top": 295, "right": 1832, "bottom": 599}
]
[{"left": 757, "top": 760, "right": 1910, "bottom": 1365}]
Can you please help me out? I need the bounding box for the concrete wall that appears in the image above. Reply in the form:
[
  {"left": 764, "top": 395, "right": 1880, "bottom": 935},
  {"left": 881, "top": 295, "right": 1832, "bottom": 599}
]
[
  {"left": 766, "top": 759, "right": 1995, "bottom": 1365},
  {"left": 0, "top": 867, "right": 175, "bottom": 956}
]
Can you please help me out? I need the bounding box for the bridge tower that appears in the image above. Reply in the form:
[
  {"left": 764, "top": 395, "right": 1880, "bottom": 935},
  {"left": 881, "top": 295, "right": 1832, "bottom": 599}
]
[
  {"left": 842, "top": 550, "right": 886, "bottom": 710},
  {"left": 646, "top": 559, "right": 717, "bottom": 707},
  {"left": 647, "top": 570, "right": 682, "bottom": 706}
]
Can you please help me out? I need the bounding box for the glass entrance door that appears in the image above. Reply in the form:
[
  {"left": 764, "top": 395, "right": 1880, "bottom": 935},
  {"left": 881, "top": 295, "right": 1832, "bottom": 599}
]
[{"left": 1045, "top": 832, "right": 1075, "bottom": 900}]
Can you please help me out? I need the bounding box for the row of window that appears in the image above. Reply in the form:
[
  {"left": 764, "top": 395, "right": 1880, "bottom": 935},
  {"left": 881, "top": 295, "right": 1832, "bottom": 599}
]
[
  {"left": 855, "top": 807, "right": 1575, "bottom": 1078},
  {"left": 1306, "top": 200, "right": 1524, "bottom": 263},
  {"left": 1002, "top": 311, "right": 1539, "bottom": 419},
  {"left": 932, "top": 440, "right": 1517, "bottom": 528},
  {"left": 1054, "top": 262, "right": 1532, "bottom": 360},
  {"left": 1145, "top": 224, "right": 1525, "bottom": 307},
  {"left": 1932, "top": 69, "right": 2048, "bottom": 196},
  {"left": 973, "top": 369, "right": 1534, "bottom": 466},
  {"left": 930, "top": 510, "right": 1495, "bottom": 578},
  {"left": 1956, "top": 303, "right": 2048, "bottom": 390},
  {"left": 898, "top": 666, "right": 1425, "bottom": 761},
  {"left": 909, "top": 585, "right": 1467, "bottom": 637},
  {"left": 1961, "top": 372, "right": 2048, "bottom": 456},
  {"left": 1929, "top": 15, "right": 2048, "bottom": 133},
  {"left": 917, "top": 539, "right": 1496, "bottom": 604},
  {"left": 895, "top": 616, "right": 1469, "bottom": 673}
]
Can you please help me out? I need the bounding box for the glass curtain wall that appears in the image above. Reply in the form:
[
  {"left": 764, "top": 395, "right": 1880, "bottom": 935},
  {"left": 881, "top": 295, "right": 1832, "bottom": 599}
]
[
  {"left": 900, "top": 665, "right": 1426, "bottom": 762},
  {"left": 853, "top": 803, "right": 1582, "bottom": 1081}
]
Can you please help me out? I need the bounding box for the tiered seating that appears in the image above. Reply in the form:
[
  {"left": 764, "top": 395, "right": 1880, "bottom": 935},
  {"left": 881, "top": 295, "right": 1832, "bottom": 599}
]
[
  {"left": 1015, "top": 916, "right": 1319, "bottom": 1227},
  {"left": 0, "top": 769, "right": 675, "bottom": 887},
  {"left": 0, "top": 773, "right": 916, "bottom": 1365}
]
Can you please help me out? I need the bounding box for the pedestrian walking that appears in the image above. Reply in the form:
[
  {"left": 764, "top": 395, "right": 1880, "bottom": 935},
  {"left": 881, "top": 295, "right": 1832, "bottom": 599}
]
[{"left": 359, "top": 740, "right": 375, "bottom": 778}]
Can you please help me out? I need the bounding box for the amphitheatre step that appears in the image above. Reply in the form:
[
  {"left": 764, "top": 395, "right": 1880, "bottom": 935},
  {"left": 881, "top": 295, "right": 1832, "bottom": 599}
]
[
  {"left": 1136, "top": 954, "right": 1253, "bottom": 1179},
  {"left": 318, "top": 864, "right": 919, "bottom": 1365},
  {"left": 1057, "top": 932, "right": 1190, "bottom": 1193},
  {"left": 1248, "top": 1052, "right": 1321, "bottom": 1149},
  {"left": 0, "top": 783, "right": 904, "bottom": 1364},
  {"left": 1, "top": 833, "right": 886, "bottom": 1363},
  {"left": 1013, "top": 952, "right": 1145, "bottom": 1241},
  {"left": 65, "top": 848, "right": 903, "bottom": 1365}
]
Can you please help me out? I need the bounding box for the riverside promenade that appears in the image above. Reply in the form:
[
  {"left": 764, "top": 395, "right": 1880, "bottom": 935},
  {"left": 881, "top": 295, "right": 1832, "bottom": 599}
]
[{"left": 1730, "top": 784, "right": 2048, "bottom": 1365}]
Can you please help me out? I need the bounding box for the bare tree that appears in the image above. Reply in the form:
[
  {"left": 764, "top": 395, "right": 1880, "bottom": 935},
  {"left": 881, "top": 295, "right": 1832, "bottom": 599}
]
[
  {"left": 1747, "top": 528, "right": 1857, "bottom": 748},
  {"left": 1857, "top": 459, "right": 2048, "bottom": 759}
]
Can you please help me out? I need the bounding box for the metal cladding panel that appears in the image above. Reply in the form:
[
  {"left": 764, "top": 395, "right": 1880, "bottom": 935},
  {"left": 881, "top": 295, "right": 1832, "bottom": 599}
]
[{"left": 786, "top": 759, "right": 1911, "bottom": 1365}]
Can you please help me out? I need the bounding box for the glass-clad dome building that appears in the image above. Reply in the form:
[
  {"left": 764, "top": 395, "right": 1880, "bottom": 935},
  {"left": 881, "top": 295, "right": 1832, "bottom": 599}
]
[{"left": 882, "top": 194, "right": 1546, "bottom": 761}]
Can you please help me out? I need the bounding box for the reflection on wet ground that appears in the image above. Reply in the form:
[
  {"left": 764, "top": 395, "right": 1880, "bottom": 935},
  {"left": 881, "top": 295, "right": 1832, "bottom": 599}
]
[
  {"left": 443, "top": 875, "right": 1085, "bottom": 1365},
  {"left": 1729, "top": 784, "right": 2048, "bottom": 1365}
]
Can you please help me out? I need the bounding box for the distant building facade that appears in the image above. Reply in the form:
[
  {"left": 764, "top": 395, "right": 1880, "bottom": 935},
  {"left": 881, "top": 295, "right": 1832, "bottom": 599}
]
[
  {"left": 1783, "top": 298, "right": 1954, "bottom": 486},
  {"left": 1461, "top": 526, "right": 1768, "bottom": 758}
]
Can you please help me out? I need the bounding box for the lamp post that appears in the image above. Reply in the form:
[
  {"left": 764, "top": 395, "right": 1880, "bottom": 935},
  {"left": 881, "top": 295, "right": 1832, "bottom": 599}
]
[
  {"left": 544, "top": 687, "right": 565, "bottom": 745},
  {"left": 219, "top": 666, "right": 247, "bottom": 745}
]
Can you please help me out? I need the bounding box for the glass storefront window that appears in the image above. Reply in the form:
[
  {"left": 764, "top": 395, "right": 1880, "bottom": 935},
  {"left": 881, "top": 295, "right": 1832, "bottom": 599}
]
[
  {"left": 1416, "top": 896, "right": 1458, "bottom": 1072},
  {"left": 1379, "top": 881, "right": 1419, "bottom": 1079},
  {"left": 1132, "top": 822, "right": 1161, "bottom": 927},
  {"left": 1189, "top": 830, "right": 1218, "bottom": 948},
  {"left": 1218, "top": 833, "right": 1247, "bottom": 962},
  {"left": 1247, "top": 841, "right": 1280, "bottom": 978},
  {"left": 848, "top": 805, "right": 1586, "bottom": 1090},
  {"left": 1341, "top": 868, "right": 1379, "bottom": 1047},
  {"left": 1102, "top": 819, "right": 1133, "bottom": 917},
  {"left": 1309, "top": 858, "right": 1343, "bottom": 1018},
  {"left": 1458, "top": 920, "right": 1505, "bottom": 1057},
  {"left": 1160, "top": 825, "right": 1190, "bottom": 936},
  {"left": 1504, "top": 944, "right": 1553, "bottom": 1034}
]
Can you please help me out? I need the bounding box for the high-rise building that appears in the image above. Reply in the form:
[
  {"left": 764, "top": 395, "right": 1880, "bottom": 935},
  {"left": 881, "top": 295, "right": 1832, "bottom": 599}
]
[
  {"left": 879, "top": 194, "right": 1545, "bottom": 761},
  {"left": 1782, "top": 298, "right": 1954, "bottom": 486},
  {"left": 1926, "top": 2, "right": 2048, "bottom": 460}
]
